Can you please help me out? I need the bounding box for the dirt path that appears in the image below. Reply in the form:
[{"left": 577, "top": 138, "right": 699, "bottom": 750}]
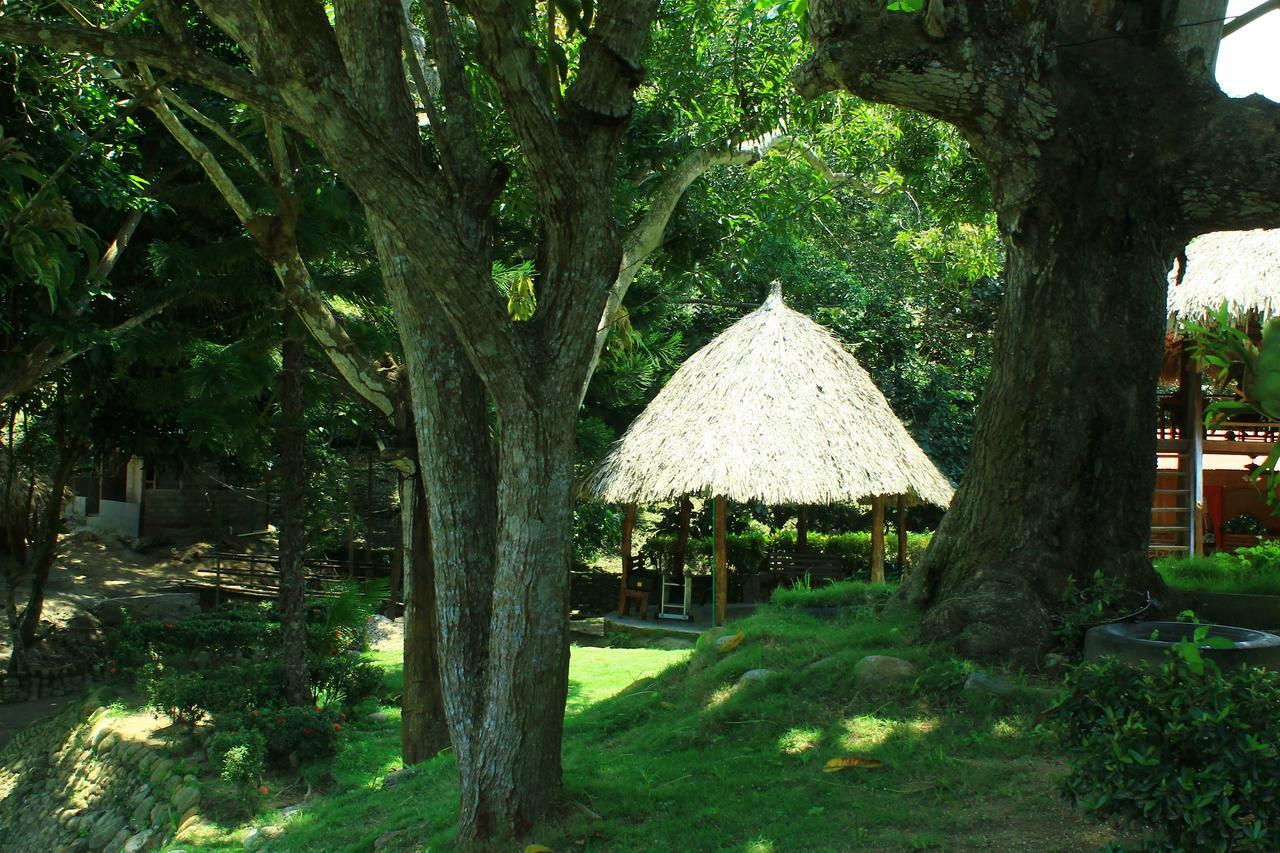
[
  {"left": 0, "top": 533, "right": 209, "bottom": 747},
  {"left": 0, "top": 533, "right": 205, "bottom": 660}
]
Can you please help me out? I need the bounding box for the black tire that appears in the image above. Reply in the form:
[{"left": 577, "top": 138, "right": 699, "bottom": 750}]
[{"left": 1084, "top": 621, "right": 1280, "bottom": 669}]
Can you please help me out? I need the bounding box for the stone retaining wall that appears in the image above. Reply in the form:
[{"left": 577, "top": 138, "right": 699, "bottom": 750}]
[{"left": 0, "top": 699, "right": 209, "bottom": 852}]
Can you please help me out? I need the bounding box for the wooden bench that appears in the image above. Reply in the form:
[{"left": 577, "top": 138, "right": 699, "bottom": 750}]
[{"left": 743, "top": 552, "right": 855, "bottom": 603}]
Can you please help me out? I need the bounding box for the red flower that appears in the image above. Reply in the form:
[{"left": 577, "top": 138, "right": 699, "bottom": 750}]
[
  {"left": 109, "top": 667, "right": 118, "bottom": 674},
  {"left": 258, "top": 785, "right": 269, "bottom": 795},
  {"left": 333, "top": 723, "right": 342, "bottom": 731},
  {"left": 250, "top": 709, "right": 258, "bottom": 716}
]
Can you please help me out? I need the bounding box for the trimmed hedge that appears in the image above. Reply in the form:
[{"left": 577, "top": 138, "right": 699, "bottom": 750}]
[{"left": 644, "top": 529, "right": 932, "bottom": 576}]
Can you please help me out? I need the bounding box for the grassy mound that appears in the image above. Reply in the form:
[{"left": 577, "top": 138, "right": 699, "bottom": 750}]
[{"left": 186, "top": 608, "right": 1131, "bottom": 851}]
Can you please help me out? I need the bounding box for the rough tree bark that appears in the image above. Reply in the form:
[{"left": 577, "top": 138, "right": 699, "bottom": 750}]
[
  {"left": 797, "top": 0, "right": 1280, "bottom": 662},
  {"left": 0, "top": 0, "right": 867, "bottom": 839},
  {"left": 14, "top": 439, "right": 82, "bottom": 655},
  {"left": 278, "top": 303, "right": 310, "bottom": 705}
]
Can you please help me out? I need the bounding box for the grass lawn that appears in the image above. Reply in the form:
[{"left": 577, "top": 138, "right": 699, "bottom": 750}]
[
  {"left": 1156, "top": 554, "right": 1280, "bottom": 596},
  {"left": 171, "top": 606, "right": 1128, "bottom": 851}
]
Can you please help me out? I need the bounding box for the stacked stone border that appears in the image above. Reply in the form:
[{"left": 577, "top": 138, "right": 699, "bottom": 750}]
[{"left": 0, "top": 696, "right": 211, "bottom": 852}]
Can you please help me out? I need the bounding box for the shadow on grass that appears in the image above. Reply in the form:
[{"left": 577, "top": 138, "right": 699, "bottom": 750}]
[{"left": 196, "top": 609, "right": 1132, "bottom": 852}]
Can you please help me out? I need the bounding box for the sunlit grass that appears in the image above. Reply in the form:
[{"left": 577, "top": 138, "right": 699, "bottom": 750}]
[{"left": 157, "top": 607, "right": 1134, "bottom": 851}]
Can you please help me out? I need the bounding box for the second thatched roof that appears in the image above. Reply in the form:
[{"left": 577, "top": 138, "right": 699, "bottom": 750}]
[
  {"left": 1167, "top": 228, "right": 1280, "bottom": 325},
  {"left": 582, "top": 282, "right": 954, "bottom": 508}
]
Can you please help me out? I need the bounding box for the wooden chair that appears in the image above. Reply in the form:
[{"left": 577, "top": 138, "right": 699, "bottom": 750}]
[{"left": 618, "top": 569, "right": 659, "bottom": 620}]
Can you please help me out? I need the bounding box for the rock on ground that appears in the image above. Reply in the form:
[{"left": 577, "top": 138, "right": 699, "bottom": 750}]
[{"left": 852, "top": 655, "right": 916, "bottom": 685}]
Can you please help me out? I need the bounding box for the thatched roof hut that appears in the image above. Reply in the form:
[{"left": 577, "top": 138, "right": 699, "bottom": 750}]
[
  {"left": 1167, "top": 228, "right": 1280, "bottom": 325},
  {"left": 583, "top": 281, "right": 954, "bottom": 508}
]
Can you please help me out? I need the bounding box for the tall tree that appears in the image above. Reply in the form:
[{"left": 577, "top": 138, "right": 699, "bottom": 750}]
[
  {"left": 277, "top": 303, "right": 310, "bottom": 705},
  {"left": 0, "top": 1, "right": 960, "bottom": 838},
  {"left": 795, "top": 0, "right": 1280, "bottom": 662}
]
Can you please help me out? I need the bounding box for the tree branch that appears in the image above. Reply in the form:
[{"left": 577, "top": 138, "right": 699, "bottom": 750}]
[
  {"left": 1224, "top": 0, "right": 1280, "bottom": 37},
  {"left": 0, "top": 17, "right": 291, "bottom": 119},
  {"left": 577, "top": 128, "right": 874, "bottom": 403},
  {"left": 1178, "top": 91, "right": 1280, "bottom": 234},
  {"left": 0, "top": 295, "right": 173, "bottom": 403},
  {"left": 795, "top": 2, "right": 1050, "bottom": 135}
]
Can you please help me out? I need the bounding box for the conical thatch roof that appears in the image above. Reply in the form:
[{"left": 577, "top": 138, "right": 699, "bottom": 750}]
[
  {"left": 583, "top": 282, "right": 954, "bottom": 508},
  {"left": 1167, "top": 228, "right": 1280, "bottom": 325}
]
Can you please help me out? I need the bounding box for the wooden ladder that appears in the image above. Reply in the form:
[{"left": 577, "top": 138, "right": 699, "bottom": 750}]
[{"left": 1150, "top": 455, "right": 1192, "bottom": 557}]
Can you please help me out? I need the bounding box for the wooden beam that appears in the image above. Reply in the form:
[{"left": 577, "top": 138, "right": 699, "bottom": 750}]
[
  {"left": 714, "top": 495, "right": 728, "bottom": 627},
  {"left": 870, "top": 496, "right": 885, "bottom": 584},
  {"left": 618, "top": 502, "right": 637, "bottom": 616},
  {"left": 796, "top": 505, "right": 808, "bottom": 550},
  {"left": 896, "top": 495, "right": 908, "bottom": 576},
  {"left": 672, "top": 495, "right": 692, "bottom": 580}
]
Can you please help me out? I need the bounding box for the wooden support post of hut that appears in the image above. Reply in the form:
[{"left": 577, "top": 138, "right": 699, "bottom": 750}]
[
  {"left": 714, "top": 495, "right": 728, "bottom": 627},
  {"left": 870, "top": 495, "right": 886, "bottom": 584},
  {"left": 617, "top": 502, "right": 638, "bottom": 617},
  {"left": 796, "top": 506, "right": 808, "bottom": 550},
  {"left": 896, "top": 495, "right": 908, "bottom": 575}
]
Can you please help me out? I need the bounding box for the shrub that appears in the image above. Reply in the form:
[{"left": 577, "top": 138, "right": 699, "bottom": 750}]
[
  {"left": 229, "top": 705, "right": 342, "bottom": 761},
  {"left": 312, "top": 654, "right": 384, "bottom": 706},
  {"left": 114, "top": 598, "right": 382, "bottom": 767},
  {"left": 1055, "top": 653, "right": 1280, "bottom": 851},
  {"left": 209, "top": 728, "right": 266, "bottom": 789},
  {"left": 644, "top": 529, "right": 931, "bottom": 577},
  {"left": 146, "top": 670, "right": 208, "bottom": 725},
  {"left": 1051, "top": 569, "right": 1130, "bottom": 654}
]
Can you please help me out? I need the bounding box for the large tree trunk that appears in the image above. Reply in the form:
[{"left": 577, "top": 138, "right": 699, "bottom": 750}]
[
  {"left": 901, "top": 192, "right": 1174, "bottom": 661},
  {"left": 399, "top": 470, "right": 448, "bottom": 762},
  {"left": 375, "top": 227, "right": 497, "bottom": 775},
  {"left": 464, "top": 408, "right": 577, "bottom": 838},
  {"left": 278, "top": 304, "right": 310, "bottom": 705},
  {"left": 794, "top": 0, "right": 1280, "bottom": 663}
]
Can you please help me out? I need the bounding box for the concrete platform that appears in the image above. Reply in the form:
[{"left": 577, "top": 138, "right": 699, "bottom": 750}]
[{"left": 601, "top": 603, "right": 758, "bottom": 638}]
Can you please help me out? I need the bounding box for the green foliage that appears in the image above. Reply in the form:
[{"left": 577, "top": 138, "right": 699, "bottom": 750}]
[
  {"left": 209, "top": 728, "right": 266, "bottom": 791},
  {"left": 1051, "top": 570, "right": 1130, "bottom": 654},
  {"left": 226, "top": 704, "right": 343, "bottom": 762},
  {"left": 185, "top": 612, "right": 1124, "bottom": 850},
  {"left": 114, "top": 600, "right": 381, "bottom": 766},
  {"left": 1056, "top": 653, "right": 1280, "bottom": 851},
  {"left": 644, "top": 528, "right": 932, "bottom": 576},
  {"left": 769, "top": 578, "right": 897, "bottom": 609},
  {"left": 317, "top": 578, "right": 390, "bottom": 652},
  {"left": 1187, "top": 306, "right": 1280, "bottom": 511},
  {"left": 1156, "top": 546, "right": 1280, "bottom": 597}
]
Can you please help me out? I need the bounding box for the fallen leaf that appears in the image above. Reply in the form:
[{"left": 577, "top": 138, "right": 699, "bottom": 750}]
[
  {"left": 823, "top": 756, "right": 884, "bottom": 773},
  {"left": 660, "top": 701, "right": 676, "bottom": 710}
]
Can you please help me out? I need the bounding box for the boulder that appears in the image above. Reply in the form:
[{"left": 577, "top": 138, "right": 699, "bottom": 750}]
[
  {"left": 171, "top": 784, "right": 201, "bottom": 814},
  {"left": 381, "top": 766, "right": 416, "bottom": 789},
  {"left": 87, "top": 813, "right": 126, "bottom": 849},
  {"left": 93, "top": 593, "right": 199, "bottom": 628},
  {"left": 964, "top": 671, "right": 1017, "bottom": 695},
  {"left": 852, "top": 655, "right": 916, "bottom": 685},
  {"left": 737, "top": 668, "right": 776, "bottom": 686},
  {"left": 122, "top": 829, "right": 153, "bottom": 853},
  {"left": 365, "top": 614, "right": 397, "bottom": 647}
]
